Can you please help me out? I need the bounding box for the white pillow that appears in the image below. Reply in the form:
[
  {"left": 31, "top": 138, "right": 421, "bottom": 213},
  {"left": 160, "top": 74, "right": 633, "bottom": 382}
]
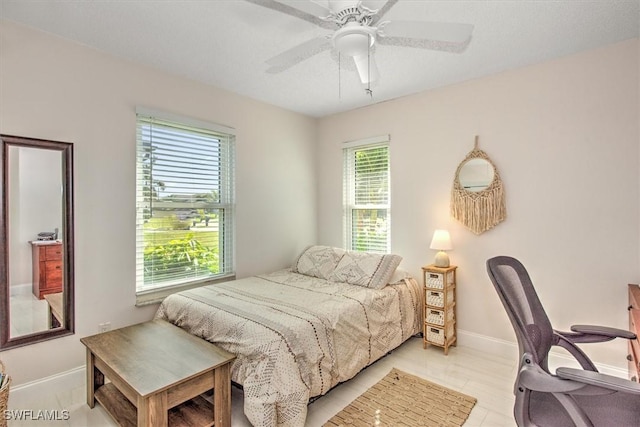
[
  {"left": 328, "top": 250, "right": 402, "bottom": 290},
  {"left": 388, "top": 268, "right": 411, "bottom": 285},
  {"left": 292, "top": 245, "right": 345, "bottom": 280}
]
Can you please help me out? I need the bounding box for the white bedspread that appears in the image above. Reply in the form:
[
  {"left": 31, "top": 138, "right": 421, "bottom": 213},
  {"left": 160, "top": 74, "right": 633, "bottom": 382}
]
[{"left": 155, "top": 269, "right": 422, "bottom": 427}]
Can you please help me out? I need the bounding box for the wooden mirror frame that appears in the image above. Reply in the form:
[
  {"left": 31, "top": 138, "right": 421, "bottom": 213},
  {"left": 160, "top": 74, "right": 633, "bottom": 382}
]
[
  {"left": 0, "top": 134, "right": 74, "bottom": 350},
  {"left": 450, "top": 137, "right": 506, "bottom": 235}
]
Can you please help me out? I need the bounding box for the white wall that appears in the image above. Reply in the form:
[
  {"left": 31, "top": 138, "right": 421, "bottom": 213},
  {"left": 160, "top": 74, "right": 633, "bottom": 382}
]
[
  {"left": 1, "top": 18, "right": 637, "bottom": 385},
  {"left": 0, "top": 21, "right": 318, "bottom": 384},
  {"left": 317, "top": 39, "right": 640, "bottom": 368}
]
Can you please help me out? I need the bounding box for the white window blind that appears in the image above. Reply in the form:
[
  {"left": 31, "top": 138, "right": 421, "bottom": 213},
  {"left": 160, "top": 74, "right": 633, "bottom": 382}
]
[
  {"left": 343, "top": 136, "right": 390, "bottom": 253},
  {"left": 135, "top": 109, "right": 235, "bottom": 301}
]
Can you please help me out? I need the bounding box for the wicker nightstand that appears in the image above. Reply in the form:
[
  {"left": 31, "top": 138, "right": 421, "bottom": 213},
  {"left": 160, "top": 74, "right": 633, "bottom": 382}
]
[{"left": 422, "top": 265, "right": 457, "bottom": 355}]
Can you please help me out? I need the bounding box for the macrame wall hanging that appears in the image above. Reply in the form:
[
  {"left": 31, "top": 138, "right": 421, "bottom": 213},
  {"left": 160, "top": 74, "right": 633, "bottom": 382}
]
[{"left": 451, "top": 136, "right": 506, "bottom": 234}]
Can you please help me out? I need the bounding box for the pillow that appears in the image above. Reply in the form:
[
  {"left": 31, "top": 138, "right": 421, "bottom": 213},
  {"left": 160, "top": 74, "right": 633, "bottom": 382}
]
[
  {"left": 292, "top": 245, "right": 345, "bottom": 280},
  {"left": 328, "top": 250, "right": 402, "bottom": 290},
  {"left": 388, "top": 268, "right": 411, "bottom": 285}
]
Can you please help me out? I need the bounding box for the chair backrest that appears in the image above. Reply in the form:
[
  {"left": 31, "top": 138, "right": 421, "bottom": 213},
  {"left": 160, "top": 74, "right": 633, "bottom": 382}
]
[{"left": 486, "top": 256, "right": 554, "bottom": 369}]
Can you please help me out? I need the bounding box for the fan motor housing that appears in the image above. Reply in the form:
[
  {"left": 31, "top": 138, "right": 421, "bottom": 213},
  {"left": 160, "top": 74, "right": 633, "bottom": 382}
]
[{"left": 329, "top": 1, "right": 376, "bottom": 26}]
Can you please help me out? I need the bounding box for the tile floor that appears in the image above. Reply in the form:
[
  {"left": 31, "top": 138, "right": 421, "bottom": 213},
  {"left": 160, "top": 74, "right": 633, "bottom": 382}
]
[
  {"left": 9, "top": 289, "right": 50, "bottom": 338},
  {"left": 6, "top": 337, "right": 518, "bottom": 426}
]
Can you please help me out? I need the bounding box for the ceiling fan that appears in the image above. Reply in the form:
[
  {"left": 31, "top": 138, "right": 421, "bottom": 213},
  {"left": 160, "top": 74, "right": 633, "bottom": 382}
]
[{"left": 246, "top": 0, "right": 474, "bottom": 90}]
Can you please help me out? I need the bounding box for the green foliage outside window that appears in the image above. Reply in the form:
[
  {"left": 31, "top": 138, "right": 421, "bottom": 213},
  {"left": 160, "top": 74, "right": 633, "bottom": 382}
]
[
  {"left": 350, "top": 145, "right": 389, "bottom": 253},
  {"left": 143, "top": 233, "right": 219, "bottom": 283},
  {"left": 352, "top": 209, "right": 388, "bottom": 252}
]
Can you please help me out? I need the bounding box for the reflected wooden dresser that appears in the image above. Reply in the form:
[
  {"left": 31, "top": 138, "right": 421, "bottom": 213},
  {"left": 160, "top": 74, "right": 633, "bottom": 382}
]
[
  {"left": 31, "top": 241, "right": 63, "bottom": 299},
  {"left": 628, "top": 284, "right": 640, "bottom": 382}
]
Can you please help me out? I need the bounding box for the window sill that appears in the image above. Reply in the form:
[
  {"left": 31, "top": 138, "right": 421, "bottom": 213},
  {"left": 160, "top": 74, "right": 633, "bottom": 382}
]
[{"left": 135, "top": 274, "right": 236, "bottom": 306}]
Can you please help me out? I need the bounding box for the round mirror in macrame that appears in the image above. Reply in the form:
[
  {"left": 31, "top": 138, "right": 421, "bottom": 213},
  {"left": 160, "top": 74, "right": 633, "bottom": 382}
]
[{"left": 451, "top": 139, "right": 506, "bottom": 234}]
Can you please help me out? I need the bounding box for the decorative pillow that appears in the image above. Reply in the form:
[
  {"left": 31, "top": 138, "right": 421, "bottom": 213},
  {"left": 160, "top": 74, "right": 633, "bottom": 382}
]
[
  {"left": 388, "top": 268, "right": 411, "bottom": 285},
  {"left": 328, "top": 250, "right": 402, "bottom": 290},
  {"left": 292, "top": 245, "right": 346, "bottom": 280}
]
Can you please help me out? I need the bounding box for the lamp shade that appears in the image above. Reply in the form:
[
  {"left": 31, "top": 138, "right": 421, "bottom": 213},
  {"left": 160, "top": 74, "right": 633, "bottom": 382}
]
[{"left": 430, "top": 229, "right": 452, "bottom": 251}]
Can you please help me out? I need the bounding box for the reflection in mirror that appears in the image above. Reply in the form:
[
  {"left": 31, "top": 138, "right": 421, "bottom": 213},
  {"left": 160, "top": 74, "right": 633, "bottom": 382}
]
[
  {"left": 9, "top": 147, "right": 62, "bottom": 337},
  {"left": 1, "top": 135, "right": 74, "bottom": 351},
  {"left": 458, "top": 158, "right": 495, "bottom": 192},
  {"left": 450, "top": 136, "right": 506, "bottom": 235}
]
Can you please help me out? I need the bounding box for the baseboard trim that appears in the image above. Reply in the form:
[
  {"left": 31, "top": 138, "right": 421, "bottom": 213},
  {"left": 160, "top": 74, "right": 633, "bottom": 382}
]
[
  {"left": 10, "top": 365, "right": 85, "bottom": 403},
  {"left": 8, "top": 330, "right": 628, "bottom": 401},
  {"left": 457, "top": 329, "right": 628, "bottom": 379},
  {"left": 9, "top": 282, "right": 31, "bottom": 296},
  {"left": 457, "top": 328, "right": 519, "bottom": 359}
]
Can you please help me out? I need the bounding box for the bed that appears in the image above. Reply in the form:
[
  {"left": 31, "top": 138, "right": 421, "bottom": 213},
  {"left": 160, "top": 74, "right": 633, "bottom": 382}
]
[{"left": 155, "top": 246, "right": 422, "bottom": 427}]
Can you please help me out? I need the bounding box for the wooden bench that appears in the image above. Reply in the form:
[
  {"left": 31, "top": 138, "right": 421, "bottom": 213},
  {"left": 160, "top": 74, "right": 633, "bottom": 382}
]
[{"left": 81, "top": 319, "right": 235, "bottom": 426}]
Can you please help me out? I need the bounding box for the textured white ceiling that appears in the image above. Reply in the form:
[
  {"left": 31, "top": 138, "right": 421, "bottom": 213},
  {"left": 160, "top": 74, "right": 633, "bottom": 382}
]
[{"left": 1, "top": 0, "right": 638, "bottom": 117}]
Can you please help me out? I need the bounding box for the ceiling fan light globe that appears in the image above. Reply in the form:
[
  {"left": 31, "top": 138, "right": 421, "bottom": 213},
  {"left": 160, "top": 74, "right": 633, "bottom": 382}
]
[
  {"left": 335, "top": 33, "right": 368, "bottom": 56},
  {"left": 332, "top": 24, "right": 376, "bottom": 57}
]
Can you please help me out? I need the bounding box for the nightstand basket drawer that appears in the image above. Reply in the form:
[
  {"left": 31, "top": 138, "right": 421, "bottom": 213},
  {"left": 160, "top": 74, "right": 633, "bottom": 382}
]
[
  {"left": 426, "top": 290, "right": 452, "bottom": 308},
  {"left": 426, "top": 323, "right": 454, "bottom": 346},
  {"left": 426, "top": 307, "right": 453, "bottom": 326},
  {"left": 425, "top": 271, "right": 455, "bottom": 289}
]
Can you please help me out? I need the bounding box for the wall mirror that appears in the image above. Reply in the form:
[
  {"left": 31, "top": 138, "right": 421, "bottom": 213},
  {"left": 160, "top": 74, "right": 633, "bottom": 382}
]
[
  {"left": 1, "top": 134, "right": 74, "bottom": 350},
  {"left": 457, "top": 158, "right": 495, "bottom": 192},
  {"left": 451, "top": 136, "right": 506, "bottom": 234}
]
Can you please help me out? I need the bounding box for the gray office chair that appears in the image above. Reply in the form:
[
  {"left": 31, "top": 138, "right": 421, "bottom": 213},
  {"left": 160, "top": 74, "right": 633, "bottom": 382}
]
[{"left": 486, "top": 256, "right": 640, "bottom": 427}]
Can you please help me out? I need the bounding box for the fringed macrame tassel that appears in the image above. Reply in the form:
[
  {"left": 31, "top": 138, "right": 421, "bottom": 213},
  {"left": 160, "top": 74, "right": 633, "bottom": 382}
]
[
  {"left": 451, "top": 146, "right": 507, "bottom": 234},
  {"left": 451, "top": 185, "right": 506, "bottom": 235}
]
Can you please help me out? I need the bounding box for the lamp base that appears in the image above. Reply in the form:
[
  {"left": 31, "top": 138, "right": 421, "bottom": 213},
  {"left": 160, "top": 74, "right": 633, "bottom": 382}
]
[{"left": 434, "top": 251, "right": 450, "bottom": 268}]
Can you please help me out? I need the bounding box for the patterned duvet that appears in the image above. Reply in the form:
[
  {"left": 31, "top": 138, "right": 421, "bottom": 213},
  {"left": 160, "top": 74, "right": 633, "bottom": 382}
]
[{"left": 155, "top": 269, "right": 422, "bottom": 427}]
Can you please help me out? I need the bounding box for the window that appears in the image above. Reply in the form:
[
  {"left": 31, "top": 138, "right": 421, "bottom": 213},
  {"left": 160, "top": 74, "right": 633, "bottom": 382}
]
[
  {"left": 135, "top": 108, "right": 235, "bottom": 304},
  {"left": 343, "top": 135, "right": 390, "bottom": 253}
]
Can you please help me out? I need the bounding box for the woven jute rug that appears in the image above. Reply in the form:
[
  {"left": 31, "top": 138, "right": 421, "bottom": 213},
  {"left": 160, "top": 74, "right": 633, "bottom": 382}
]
[{"left": 324, "top": 368, "right": 477, "bottom": 427}]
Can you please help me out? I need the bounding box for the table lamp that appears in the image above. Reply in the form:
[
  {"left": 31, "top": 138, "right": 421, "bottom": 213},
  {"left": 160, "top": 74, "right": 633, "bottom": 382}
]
[{"left": 430, "top": 229, "right": 452, "bottom": 268}]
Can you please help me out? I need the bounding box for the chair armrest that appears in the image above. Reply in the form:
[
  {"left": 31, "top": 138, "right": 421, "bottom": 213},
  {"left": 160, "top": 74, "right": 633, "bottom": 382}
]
[
  {"left": 556, "top": 367, "right": 640, "bottom": 395},
  {"left": 570, "top": 325, "right": 636, "bottom": 340},
  {"left": 554, "top": 333, "right": 598, "bottom": 371},
  {"left": 555, "top": 325, "right": 636, "bottom": 345},
  {"left": 518, "top": 363, "right": 586, "bottom": 393}
]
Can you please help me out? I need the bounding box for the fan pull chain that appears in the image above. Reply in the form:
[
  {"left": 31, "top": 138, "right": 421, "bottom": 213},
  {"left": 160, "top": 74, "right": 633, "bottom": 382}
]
[
  {"left": 366, "top": 33, "right": 373, "bottom": 98},
  {"left": 338, "top": 52, "right": 342, "bottom": 100}
]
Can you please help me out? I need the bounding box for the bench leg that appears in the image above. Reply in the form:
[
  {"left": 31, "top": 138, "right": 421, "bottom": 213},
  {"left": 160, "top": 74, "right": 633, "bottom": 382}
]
[
  {"left": 214, "top": 365, "right": 232, "bottom": 427},
  {"left": 138, "top": 392, "right": 168, "bottom": 427},
  {"left": 86, "top": 349, "right": 103, "bottom": 408}
]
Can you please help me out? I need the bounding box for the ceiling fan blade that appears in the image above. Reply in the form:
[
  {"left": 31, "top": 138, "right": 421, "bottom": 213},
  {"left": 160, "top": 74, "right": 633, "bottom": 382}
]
[
  {"left": 276, "top": 0, "right": 331, "bottom": 16},
  {"left": 379, "top": 20, "right": 474, "bottom": 44},
  {"left": 244, "top": 0, "right": 335, "bottom": 29},
  {"left": 353, "top": 53, "right": 379, "bottom": 84},
  {"left": 368, "top": 0, "right": 400, "bottom": 24},
  {"left": 266, "top": 36, "right": 332, "bottom": 73}
]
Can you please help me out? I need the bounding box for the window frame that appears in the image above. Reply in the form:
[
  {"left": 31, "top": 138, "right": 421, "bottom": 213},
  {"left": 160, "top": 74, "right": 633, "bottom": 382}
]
[
  {"left": 135, "top": 107, "right": 235, "bottom": 305},
  {"left": 343, "top": 135, "right": 391, "bottom": 253}
]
